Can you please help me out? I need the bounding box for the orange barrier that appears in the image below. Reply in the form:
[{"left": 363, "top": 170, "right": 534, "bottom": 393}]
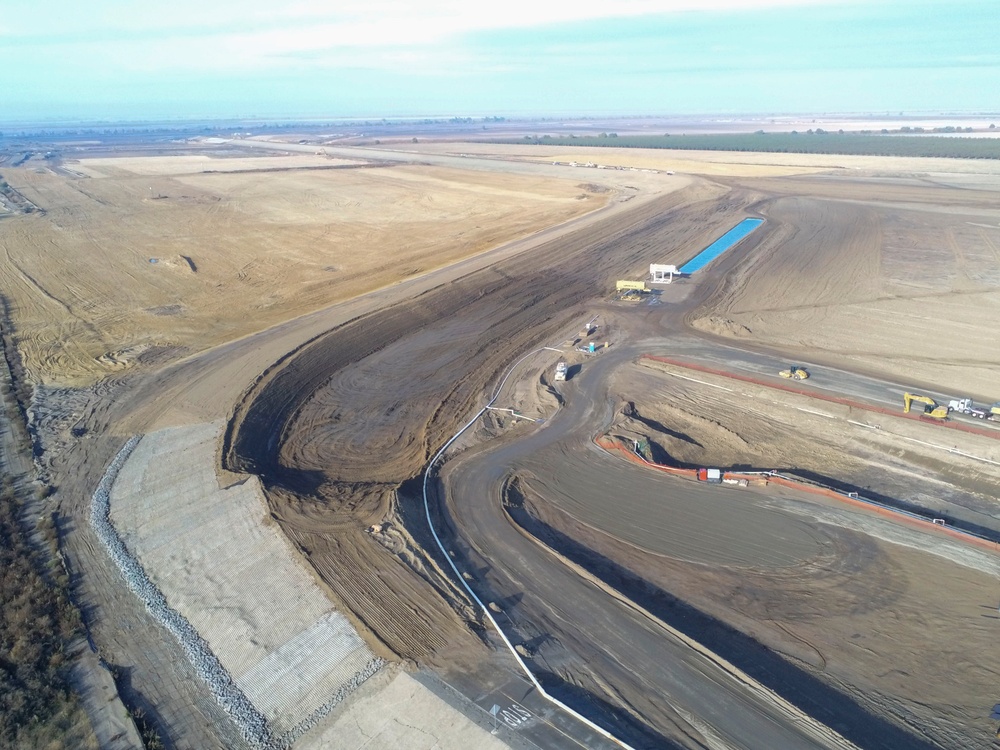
[
  {"left": 594, "top": 435, "right": 697, "bottom": 477},
  {"left": 726, "top": 471, "right": 1000, "bottom": 553},
  {"left": 594, "top": 436, "right": 1000, "bottom": 554},
  {"left": 640, "top": 354, "right": 1000, "bottom": 442}
]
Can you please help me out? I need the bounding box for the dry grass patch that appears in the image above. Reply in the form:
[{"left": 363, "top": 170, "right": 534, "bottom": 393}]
[
  {"left": 0, "top": 160, "right": 604, "bottom": 384},
  {"left": 0, "top": 477, "right": 96, "bottom": 750}
]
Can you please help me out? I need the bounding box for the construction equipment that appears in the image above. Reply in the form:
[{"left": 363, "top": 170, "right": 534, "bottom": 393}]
[
  {"left": 903, "top": 392, "right": 949, "bottom": 419},
  {"left": 616, "top": 280, "right": 646, "bottom": 291},
  {"left": 991, "top": 402, "right": 1000, "bottom": 417},
  {"left": 554, "top": 362, "right": 567, "bottom": 382},
  {"left": 779, "top": 365, "right": 809, "bottom": 380},
  {"left": 948, "top": 397, "right": 995, "bottom": 420}
]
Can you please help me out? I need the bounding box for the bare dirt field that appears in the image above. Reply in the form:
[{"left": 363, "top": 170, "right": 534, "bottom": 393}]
[
  {"left": 69, "top": 153, "right": 366, "bottom": 177},
  {"left": 688, "top": 175, "right": 1000, "bottom": 399},
  {"left": 580, "top": 360, "right": 1000, "bottom": 748},
  {"left": 518, "top": 475, "right": 1000, "bottom": 749},
  {"left": 0, "top": 149, "right": 605, "bottom": 385},
  {"left": 408, "top": 139, "right": 1000, "bottom": 180},
  {"left": 8, "top": 138, "right": 1000, "bottom": 748}
]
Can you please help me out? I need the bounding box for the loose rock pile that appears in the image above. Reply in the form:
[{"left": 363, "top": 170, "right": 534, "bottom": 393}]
[
  {"left": 91, "top": 436, "right": 276, "bottom": 750},
  {"left": 92, "top": 436, "right": 387, "bottom": 749}
]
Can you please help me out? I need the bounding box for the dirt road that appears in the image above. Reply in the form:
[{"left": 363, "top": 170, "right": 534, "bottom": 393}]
[
  {"left": 438, "top": 330, "right": 1000, "bottom": 749},
  {"left": 23, "top": 141, "right": 1000, "bottom": 748},
  {"left": 219, "top": 164, "right": 1000, "bottom": 748},
  {"left": 440, "top": 346, "right": 855, "bottom": 750}
]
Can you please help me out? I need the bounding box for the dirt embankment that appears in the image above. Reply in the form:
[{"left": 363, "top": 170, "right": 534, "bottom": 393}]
[
  {"left": 223, "top": 182, "right": 752, "bottom": 665},
  {"left": 689, "top": 176, "right": 1000, "bottom": 399}
]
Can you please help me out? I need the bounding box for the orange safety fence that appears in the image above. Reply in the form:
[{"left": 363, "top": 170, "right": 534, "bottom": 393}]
[
  {"left": 594, "top": 435, "right": 1000, "bottom": 555},
  {"left": 594, "top": 435, "right": 697, "bottom": 477}
]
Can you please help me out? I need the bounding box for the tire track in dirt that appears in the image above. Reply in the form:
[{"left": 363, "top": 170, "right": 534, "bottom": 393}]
[{"left": 223, "top": 183, "right": 756, "bottom": 663}]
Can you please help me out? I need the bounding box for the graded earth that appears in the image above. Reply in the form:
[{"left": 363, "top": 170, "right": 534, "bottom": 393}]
[{"left": 3, "top": 133, "right": 1000, "bottom": 749}]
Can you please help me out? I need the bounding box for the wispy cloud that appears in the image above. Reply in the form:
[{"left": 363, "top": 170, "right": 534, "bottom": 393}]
[
  {"left": 5, "top": 0, "right": 860, "bottom": 76},
  {"left": 3, "top": 0, "right": 995, "bottom": 120},
  {"left": 7, "top": 1, "right": 841, "bottom": 38}
]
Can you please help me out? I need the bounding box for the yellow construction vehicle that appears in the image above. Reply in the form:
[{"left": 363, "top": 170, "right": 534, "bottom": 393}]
[
  {"left": 779, "top": 365, "right": 809, "bottom": 380},
  {"left": 903, "top": 392, "right": 949, "bottom": 419}
]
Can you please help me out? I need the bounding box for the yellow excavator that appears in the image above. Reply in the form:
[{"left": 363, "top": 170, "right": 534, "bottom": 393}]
[
  {"left": 903, "top": 392, "right": 949, "bottom": 420},
  {"left": 779, "top": 365, "right": 809, "bottom": 380}
]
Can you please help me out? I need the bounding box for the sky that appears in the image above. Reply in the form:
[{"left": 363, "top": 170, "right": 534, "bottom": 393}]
[{"left": 1, "top": 0, "right": 997, "bottom": 122}]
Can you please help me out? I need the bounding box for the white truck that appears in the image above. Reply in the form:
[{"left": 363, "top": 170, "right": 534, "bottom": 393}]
[
  {"left": 948, "top": 398, "right": 995, "bottom": 420},
  {"left": 554, "top": 361, "right": 568, "bottom": 382}
]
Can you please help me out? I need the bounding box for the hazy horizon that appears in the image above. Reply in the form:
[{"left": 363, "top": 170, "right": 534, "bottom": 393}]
[{"left": 3, "top": 0, "right": 997, "bottom": 122}]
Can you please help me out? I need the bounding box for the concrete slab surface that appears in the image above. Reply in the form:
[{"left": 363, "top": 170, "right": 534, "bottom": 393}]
[
  {"left": 109, "top": 421, "right": 378, "bottom": 735},
  {"left": 303, "top": 671, "right": 512, "bottom": 750}
]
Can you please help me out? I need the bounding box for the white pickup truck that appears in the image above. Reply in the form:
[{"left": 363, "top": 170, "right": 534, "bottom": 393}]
[{"left": 554, "top": 361, "right": 568, "bottom": 382}]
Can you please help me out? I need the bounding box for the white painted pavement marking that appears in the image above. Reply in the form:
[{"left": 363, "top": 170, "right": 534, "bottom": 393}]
[{"left": 500, "top": 702, "right": 533, "bottom": 728}]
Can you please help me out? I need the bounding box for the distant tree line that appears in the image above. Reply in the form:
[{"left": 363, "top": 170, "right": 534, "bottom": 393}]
[
  {"left": 0, "top": 115, "right": 510, "bottom": 140},
  {"left": 492, "top": 132, "right": 1000, "bottom": 159}
]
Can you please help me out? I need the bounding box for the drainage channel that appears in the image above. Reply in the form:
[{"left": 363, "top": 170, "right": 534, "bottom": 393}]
[{"left": 678, "top": 217, "right": 764, "bottom": 274}]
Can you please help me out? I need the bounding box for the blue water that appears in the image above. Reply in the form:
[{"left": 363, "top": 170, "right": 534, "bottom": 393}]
[{"left": 678, "top": 218, "right": 764, "bottom": 274}]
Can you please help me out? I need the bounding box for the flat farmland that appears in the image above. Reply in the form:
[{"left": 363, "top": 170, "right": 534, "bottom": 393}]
[
  {"left": 0, "top": 152, "right": 605, "bottom": 384},
  {"left": 408, "top": 139, "right": 1000, "bottom": 181},
  {"left": 69, "top": 153, "right": 366, "bottom": 177}
]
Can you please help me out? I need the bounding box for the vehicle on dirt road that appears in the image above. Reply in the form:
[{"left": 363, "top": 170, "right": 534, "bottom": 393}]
[
  {"left": 554, "top": 361, "right": 568, "bottom": 382},
  {"left": 779, "top": 365, "right": 809, "bottom": 380},
  {"left": 948, "top": 398, "right": 996, "bottom": 420},
  {"left": 903, "top": 392, "right": 949, "bottom": 419}
]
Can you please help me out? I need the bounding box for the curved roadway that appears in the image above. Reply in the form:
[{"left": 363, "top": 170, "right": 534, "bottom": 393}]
[
  {"left": 441, "top": 341, "right": 860, "bottom": 750},
  {"left": 206, "top": 148, "right": 973, "bottom": 748}
]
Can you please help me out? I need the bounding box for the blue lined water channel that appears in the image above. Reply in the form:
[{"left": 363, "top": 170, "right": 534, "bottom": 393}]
[{"left": 678, "top": 217, "right": 764, "bottom": 274}]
